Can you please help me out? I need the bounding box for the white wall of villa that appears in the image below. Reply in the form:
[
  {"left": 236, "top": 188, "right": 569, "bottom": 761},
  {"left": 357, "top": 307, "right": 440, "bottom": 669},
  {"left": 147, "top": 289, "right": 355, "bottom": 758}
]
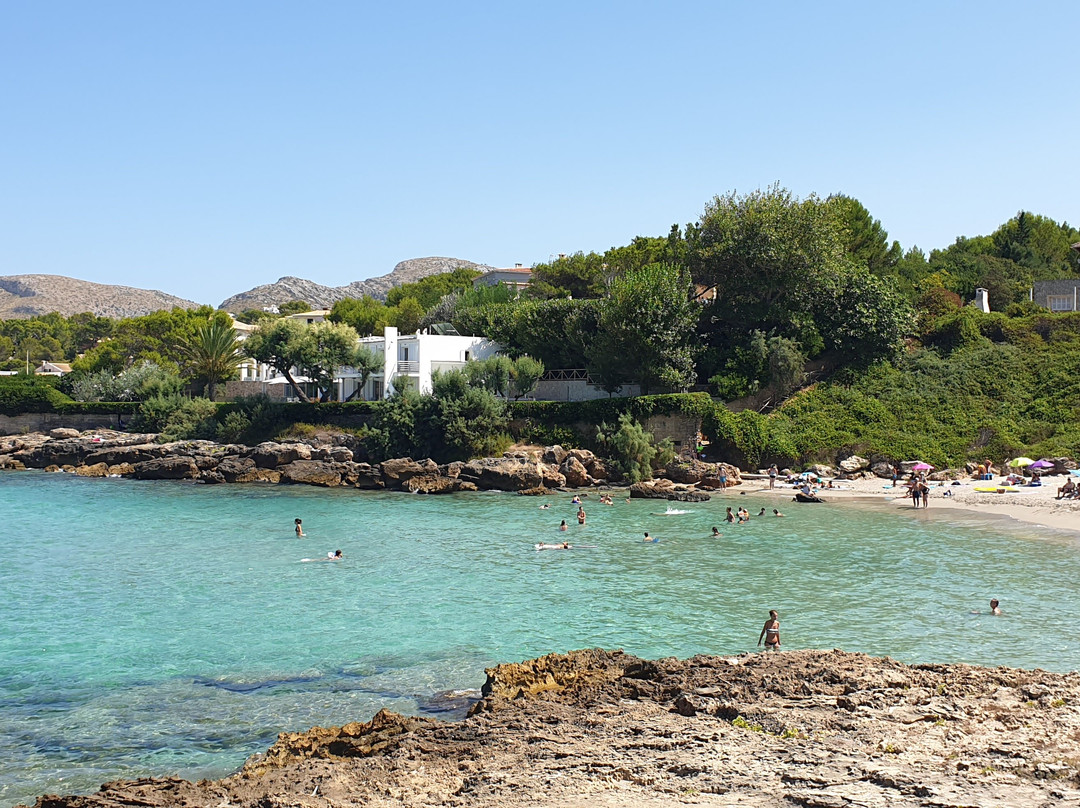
[{"left": 341, "top": 326, "right": 499, "bottom": 401}]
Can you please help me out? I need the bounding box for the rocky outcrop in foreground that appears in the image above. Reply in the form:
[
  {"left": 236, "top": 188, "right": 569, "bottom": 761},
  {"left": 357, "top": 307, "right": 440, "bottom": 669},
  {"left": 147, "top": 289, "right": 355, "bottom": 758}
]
[
  {"left": 0, "top": 431, "right": 739, "bottom": 498},
  {"left": 21, "top": 649, "right": 1080, "bottom": 808}
]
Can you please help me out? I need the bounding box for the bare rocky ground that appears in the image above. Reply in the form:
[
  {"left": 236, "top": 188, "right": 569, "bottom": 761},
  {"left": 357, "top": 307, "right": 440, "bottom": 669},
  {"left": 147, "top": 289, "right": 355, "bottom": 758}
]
[{"left": 22, "top": 649, "right": 1080, "bottom": 808}]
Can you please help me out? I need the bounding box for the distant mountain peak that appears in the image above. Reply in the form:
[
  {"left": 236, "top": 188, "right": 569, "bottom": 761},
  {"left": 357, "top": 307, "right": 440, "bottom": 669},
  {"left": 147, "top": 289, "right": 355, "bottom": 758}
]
[
  {"left": 218, "top": 257, "right": 492, "bottom": 312},
  {"left": 0, "top": 274, "right": 200, "bottom": 319}
]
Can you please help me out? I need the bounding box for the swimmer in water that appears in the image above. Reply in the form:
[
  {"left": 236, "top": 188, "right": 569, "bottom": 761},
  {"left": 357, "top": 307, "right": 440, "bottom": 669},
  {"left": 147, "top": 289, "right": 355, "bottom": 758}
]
[
  {"left": 725, "top": 507, "right": 735, "bottom": 523},
  {"left": 539, "top": 503, "right": 550, "bottom": 509},
  {"left": 577, "top": 507, "right": 586, "bottom": 525},
  {"left": 711, "top": 526, "right": 722, "bottom": 537},
  {"left": 325, "top": 550, "right": 343, "bottom": 561},
  {"left": 990, "top": 598, "right": 1003, "bottom": 615},
  {"left": 572, "top": 495, "right": 581, "bottom": 505},
  {"left": 773, "top": 509, "right": 784, "bottom": 517},
  {"left": 643, "top": 532, "right": 658, "bottom": 543},
  {"left": 758, "top": 610, "right": 780, "bottom": 650},
  {"left": 559, "top": 520, "right": 568, "bottom": 531},
  {"left": 294, "top": 518, "right": 305, "bottom": 537},
  {"left": 758, "top": 507, "right": 767, "bottom": 516}
]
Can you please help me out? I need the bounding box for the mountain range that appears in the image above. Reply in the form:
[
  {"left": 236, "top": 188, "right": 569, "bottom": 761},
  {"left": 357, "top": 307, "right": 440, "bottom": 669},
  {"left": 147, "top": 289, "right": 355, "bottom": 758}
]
[{"left": 0, "top": 257, "right": 491, "bottom": 319}]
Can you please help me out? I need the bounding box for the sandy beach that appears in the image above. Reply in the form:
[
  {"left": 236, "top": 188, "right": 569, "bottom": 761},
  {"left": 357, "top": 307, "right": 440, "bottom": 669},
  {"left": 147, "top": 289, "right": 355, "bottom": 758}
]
[{"left": 738, "top": 473, "right": 1080, "bottom": 534}]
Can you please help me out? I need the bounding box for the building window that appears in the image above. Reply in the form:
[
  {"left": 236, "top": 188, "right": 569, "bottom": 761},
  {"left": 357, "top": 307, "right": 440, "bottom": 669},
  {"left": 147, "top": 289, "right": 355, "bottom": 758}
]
[
  {"left": 372, "top": 379, "right": 382, "bottom": 400},
  {"left": 1048, "top": 295, "right": 1074, "bottom": 312}
]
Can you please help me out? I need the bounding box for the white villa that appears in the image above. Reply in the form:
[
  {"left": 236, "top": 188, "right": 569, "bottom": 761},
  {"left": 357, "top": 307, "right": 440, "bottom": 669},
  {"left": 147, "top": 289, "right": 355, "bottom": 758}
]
[
  {"left": 227, "top": 319, "right": 498, "bottom": 402},
  {"left": 341, "top": 326, "right": 499, "bottom": 401}
]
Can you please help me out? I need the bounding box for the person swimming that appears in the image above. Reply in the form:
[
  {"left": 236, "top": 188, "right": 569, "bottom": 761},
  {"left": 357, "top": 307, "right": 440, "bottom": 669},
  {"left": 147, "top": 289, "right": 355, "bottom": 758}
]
[
  {"left": 294, "top": 518, "right": 305, "bottom": 537},
  {"left": 571, "top": 496, "right": 581, "bottom": 505},
  {"left": 773, "top": 509, "right": 784, "bottom": 517},
  {"left": 758, "top": 507, "right": 767, "bottom": 516},
  {"left": 643, "top": 532, "right": 658, "bottom": 543},
  {"left": 711, "top": 526, "right": 721, "bottom": 537},
  {"left": 559, "top": 520, "right": 568, "bottom": 531},
  {"left": 725, "top": 507, "right": 735, "bottom": 523},
  {"left": 990, "top": 598, "right": 1003, "bottom": 615}
]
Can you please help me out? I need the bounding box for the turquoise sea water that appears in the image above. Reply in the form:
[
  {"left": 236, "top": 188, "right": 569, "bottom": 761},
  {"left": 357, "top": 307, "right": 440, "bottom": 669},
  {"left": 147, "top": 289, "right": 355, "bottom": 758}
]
[{"left": 2, "top": 471, "right": 1079, "bottom": 807}]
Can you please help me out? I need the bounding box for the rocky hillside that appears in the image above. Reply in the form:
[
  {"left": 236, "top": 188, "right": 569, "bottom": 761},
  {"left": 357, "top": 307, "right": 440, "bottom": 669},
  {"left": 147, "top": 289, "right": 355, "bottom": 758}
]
[
  {"left": 218, "top": 257, "right": 492, "bottom": 312},
  {"left": 20, "top": 648, "right": 1080, "bottom": 808},
  {"left": 0, "top": 275, "right": 199, "bottom": 319}
]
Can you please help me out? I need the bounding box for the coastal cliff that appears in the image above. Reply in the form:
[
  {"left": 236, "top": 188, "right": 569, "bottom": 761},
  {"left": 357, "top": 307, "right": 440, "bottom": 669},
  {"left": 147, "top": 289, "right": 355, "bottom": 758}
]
[{"left": 21, "top": 649, "right": 1080, "bottom": 807}]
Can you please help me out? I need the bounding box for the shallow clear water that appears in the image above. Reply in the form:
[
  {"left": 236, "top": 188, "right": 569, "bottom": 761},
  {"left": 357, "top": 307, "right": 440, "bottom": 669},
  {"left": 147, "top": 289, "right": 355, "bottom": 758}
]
[{"left": 1, "top": 471, "right": 1079, "bottom": 807}]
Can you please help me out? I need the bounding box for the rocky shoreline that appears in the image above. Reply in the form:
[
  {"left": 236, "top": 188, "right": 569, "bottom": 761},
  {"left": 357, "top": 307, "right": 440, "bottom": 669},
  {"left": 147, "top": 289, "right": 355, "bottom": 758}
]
[
  {"left": 0, "top": 430, "right": 739, "bottom": 500},
  {"left": 20, "top": 648, "right": 1080, "bottom": 808}
]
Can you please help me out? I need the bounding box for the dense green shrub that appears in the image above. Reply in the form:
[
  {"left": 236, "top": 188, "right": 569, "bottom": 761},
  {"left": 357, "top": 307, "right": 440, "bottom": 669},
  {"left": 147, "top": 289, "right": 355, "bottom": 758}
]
[{"left": 0, "top": 375, "right": 73, "bottom": 415}]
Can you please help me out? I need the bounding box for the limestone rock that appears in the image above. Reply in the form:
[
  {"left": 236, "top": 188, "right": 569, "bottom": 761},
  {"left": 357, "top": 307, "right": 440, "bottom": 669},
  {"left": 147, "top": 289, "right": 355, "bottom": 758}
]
[
  {"left": 542, "top": 445, "right": 568, "bottom": 466},
  {"left": 84, "top": 444, "right": 168, "bottom": 466},
  {"left": 838, "top": 455, "right": 869, "bottom": 474},
  {"left": 278, "top": 460, "right": 342, "bottom": 487},
  {"left": 403, "top": 475, "right": 459, "bottom": 494},
  {"left": 379, "top": 457, "right": 438, "bottom": 487},
  {"left": 353, "top": 464, "right": 384, "bottom": 490},
  {"left": 252, "top": 442, "right": 310, "bottom": 469},
  {"left": 131, "top": 456, "right": 200, "bottom": 480},
  {"left": 460, "top": 457, "right": 546, "bottom": 491},
  {"left": 108, "top": 463, "right": 135, "bottom": 476},
  {"left": 559, "top": 455, "right": 591, "bottom": 487},
  {"left": 217, "top": 457, "right": 261, "bottom": 483},
  {"left": 48, "top": 428, "right": 81, "bottom": 440},
  {"left": 74, "top": 463, "right": 109, "bottom": 477},
  {"left": 200, "top": 469, "right": 226, "bottom": 484},
  {"left": 629, "top": 479, "right": 677, "bottom": 499}
]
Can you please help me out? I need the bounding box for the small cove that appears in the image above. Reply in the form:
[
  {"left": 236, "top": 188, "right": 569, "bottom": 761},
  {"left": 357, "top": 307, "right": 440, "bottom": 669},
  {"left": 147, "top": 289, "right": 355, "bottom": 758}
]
[{"left": 1, "top": 470, "right": 1079, "bottom": 807}]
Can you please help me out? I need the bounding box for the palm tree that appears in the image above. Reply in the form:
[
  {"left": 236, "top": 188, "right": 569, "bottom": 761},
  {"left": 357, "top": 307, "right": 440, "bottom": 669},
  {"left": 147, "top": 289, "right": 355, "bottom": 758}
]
[{"left": 183, "top": 319, "right": 245, "bottom": 400}]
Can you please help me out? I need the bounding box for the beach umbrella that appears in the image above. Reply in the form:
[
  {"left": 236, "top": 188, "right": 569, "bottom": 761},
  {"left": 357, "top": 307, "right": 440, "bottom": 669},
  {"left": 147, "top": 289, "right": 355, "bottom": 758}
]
[
  {"left": 1009, "top": 457, "right": 1035, "bottom": 467},
  {"left": 1029, "top": 459, "right": 1055, "bottom": 469},
  {"left": 912, "top": 462, "right": 934, "bottom": 471}
]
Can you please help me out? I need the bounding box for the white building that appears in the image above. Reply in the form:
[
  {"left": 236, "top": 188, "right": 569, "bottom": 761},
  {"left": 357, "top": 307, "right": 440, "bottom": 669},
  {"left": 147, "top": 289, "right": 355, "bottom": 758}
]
[
  {"left": 228, "top": 318, "right": 498, "bottom": 402},
  {"left": 338, "top": 326, "right": 499, "bottom": 401}
]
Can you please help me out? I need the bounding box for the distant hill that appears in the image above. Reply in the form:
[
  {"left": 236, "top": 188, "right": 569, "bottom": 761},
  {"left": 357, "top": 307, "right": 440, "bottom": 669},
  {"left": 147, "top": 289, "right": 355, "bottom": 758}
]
[
  {"left": 0, "top": 275, "right": 200, "bottom": 320},
  {"left": 218, "top": 257, "right": 492, "bottom": 312}
]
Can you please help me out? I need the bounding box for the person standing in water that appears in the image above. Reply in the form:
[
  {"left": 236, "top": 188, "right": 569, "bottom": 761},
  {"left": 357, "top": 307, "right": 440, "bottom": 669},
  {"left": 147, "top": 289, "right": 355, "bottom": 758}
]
[
  {"left": 577, "top": 507, "right": 586, "bottom": 525},
  {"left": 758, "top": 610, "right": 781, "bottom": 650},
  {"left": 990, "top": 599, "right": 1003, "bottom": 615},
  {"left": 294, "top": 518, "right": 305, "bottom": 537}
]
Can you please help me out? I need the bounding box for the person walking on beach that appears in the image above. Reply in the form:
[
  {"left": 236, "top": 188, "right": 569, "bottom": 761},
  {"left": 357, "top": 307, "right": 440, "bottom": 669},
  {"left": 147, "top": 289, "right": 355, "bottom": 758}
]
[
  {"left": 758, "top": 610, "right": 780, "bottom": 650},
  {"left": 294, "top": 518, "right": 305, "bottom": 537},
  {"left": 768, "top": 464, "right": 778, "bottom": 489}
]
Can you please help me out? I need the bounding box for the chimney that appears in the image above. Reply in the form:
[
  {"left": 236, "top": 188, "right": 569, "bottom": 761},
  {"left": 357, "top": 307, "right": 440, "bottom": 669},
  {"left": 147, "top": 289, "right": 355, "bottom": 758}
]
[
  {"left": 974, "top": 288, "right": 990, "bottom": 314},
  {"left": 514, "top": 263, "right": 522, "bottom": 268}
]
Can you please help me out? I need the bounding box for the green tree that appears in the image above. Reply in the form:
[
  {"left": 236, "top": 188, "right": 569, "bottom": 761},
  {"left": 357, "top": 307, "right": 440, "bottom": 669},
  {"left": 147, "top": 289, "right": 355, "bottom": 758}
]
[
  {"left": 509, "top": 355, "right": 544, "bottom": 400},
  {"left": 828, "top": 194, "right": 903, "bottom": 276},
  {"left": 243, "top": 318, "right": 316, "bottom": 402},
  {"left": 278, "top": 300, "right": 313, "bottom": 316},
  {"left": 529, "top": 251, "right": 609, "bottom": 299},
  {"left": 181, "top": 319, "right": 245, "bottom": 400},
  {"left": 328, "top": 296, "right": 391, "bottom": 337},
  {"left": 588, "top": 263, "right": 698, "bottom": 393},
  {"left": 345, "top": 345, "right": 384, "bottom": 401},
  {"left": 596, "top": 414, "right": 658, "bottom": 483},
  {"left": 389, "top": 296, "right": 425, "bottom": 335},
  {"left": 386, "top": 267, "right": 482, "bottom": 309},
  {"left": 299, "top": 321, "right": 363, "bottom": 401}
]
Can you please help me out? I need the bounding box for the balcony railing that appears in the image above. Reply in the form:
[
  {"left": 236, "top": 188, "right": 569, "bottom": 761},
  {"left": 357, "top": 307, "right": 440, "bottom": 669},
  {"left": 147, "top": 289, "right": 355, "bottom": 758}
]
[{"left": 396, "top": 361, "right": 419, "bottom": 374}]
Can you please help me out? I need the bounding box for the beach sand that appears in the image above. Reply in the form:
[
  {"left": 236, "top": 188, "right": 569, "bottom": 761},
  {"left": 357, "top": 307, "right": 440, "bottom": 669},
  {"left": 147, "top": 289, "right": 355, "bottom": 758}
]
[{"left": 740, "top": 474, "right": 1080, "bottom": 534}]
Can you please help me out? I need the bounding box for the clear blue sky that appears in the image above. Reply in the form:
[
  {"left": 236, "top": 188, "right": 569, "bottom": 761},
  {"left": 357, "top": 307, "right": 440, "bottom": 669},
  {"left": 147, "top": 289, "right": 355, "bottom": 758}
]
[{"left": 2, "top": 1, "right": 1077, "bottom": 306}]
